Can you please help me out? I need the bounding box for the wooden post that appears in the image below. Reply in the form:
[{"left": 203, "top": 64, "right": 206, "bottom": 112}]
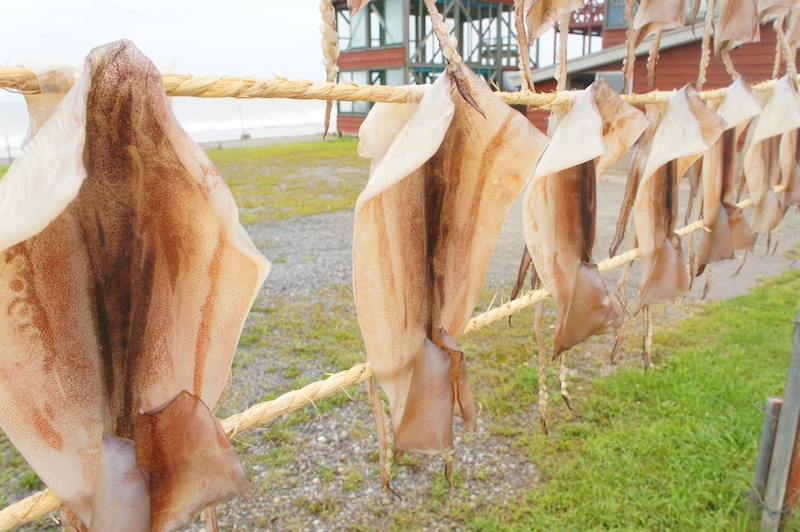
[
  {"left": 761, "top": 306, "right": 800, "bottom": 531},
  {"left": 752, "top": 397, "right": 783, "bottom": 509},
  {"left": 783, "top": 413, "right": 800, "bottom": 513}
]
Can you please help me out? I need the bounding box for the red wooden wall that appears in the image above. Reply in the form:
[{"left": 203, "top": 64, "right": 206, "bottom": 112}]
[
  {"left": 526, "top": 23, "right": 794, "bottom": 133},
  {"left": 338, "top": 46, "right": 406, "bottom": 69}
]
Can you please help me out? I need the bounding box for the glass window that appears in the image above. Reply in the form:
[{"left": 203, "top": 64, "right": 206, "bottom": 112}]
[
  {"left": 385, "top": 68, "right": 405, "bottom": 87},
  {"left": 350, "top": 8, "right": 367, "bottom": 49},
  {"left": 384, "top": 0, "right": 404, "bottom": 45},
  {"left": 336, "top": 9, "right": 351, "bottom": 51},
  {"left": 604, "top": 0, "right": 637, "bottom": 29},
  {"left": 370, "top": 8, "right": 383, "bottom": 47}
]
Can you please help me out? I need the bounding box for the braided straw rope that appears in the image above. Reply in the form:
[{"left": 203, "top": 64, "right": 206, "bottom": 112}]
[
  {"left": 0, "top": 66, "right": 791, "bottom": 108},
  {"left": 0, "top": 184, "right": 785, "bottom": 531}
]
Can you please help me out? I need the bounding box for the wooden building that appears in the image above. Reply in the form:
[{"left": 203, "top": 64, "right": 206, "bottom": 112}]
[
  {"left": 334, "top": 0, "right": 793, "bottom": 134},
  {"left": 333, "top": 0, "right": 519, "bottom": 132}
]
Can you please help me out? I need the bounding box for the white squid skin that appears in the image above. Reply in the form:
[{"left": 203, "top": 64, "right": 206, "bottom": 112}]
[
  {"left": 633, "top": 85, "right": 726, "bottom": 312},
  {"left": 697, "top": 77, "right": 762, "bottom": 274},
  {"left": 89, "top": 434, "right": 150, "bottom": 532},
  {"left": 0, "top": 40, "right": 268, "bottom": 532},
  {"left": 353, "top": 68, "right": 549, "bottom": 460},
  {"left": 522, "top": 79, "right": 648, "bottom": 357},
  {"left": 743, "top": 75, "right": 800, "bottom": 233}
]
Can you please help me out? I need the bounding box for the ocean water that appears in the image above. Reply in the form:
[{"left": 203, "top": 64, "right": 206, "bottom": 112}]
[{"left": 0, "top": 95, "right": 330, "bottom": 159}]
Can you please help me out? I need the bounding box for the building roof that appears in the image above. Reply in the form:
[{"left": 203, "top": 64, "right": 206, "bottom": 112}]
[{"left": 528, "top": 22, "right": 705, "bottom": 83}]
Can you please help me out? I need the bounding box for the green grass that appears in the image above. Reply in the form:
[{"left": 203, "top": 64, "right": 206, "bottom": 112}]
[
  {"left": 461, "top": 269, "right": 800, "bottom": 531},
  {"left": 206, "top": 139, "right": 368, "bottom": 225},
  {"left": 239, "top": 285, "right": 364, "bottom": 373},
  {"left": 0, "top": 165, "right": 7, "bottom": 179}
]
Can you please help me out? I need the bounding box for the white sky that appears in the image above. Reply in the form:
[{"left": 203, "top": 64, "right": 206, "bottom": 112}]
[
  {"left": 0, "top": 0, "right": 603, "bottom": 105},
  {"left": 0, "top": 0, "right": 325, "bottom": 101}
]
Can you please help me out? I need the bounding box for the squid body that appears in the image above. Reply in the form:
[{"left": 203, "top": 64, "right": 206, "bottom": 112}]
[
  {"left": 0, "top": 40, "right": 269, "bottom": 531},
  {"left": 633, "top": 85, "right": 727, "bottom": 311},
  {"left": 697, "top": 77, "right": 762, "bottom": 274},
  {"left": 742, "top": 75, "right": 800, "bottom": 233},
  {"left": 353, "top": 68, "right": 548, "bottom": 457},
  {"left": 522, "top": 79, "right": 648, "bottom": 357}
]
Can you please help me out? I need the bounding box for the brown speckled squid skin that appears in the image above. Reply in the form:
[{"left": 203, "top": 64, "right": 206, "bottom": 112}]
[
  {"left": 353, "top": 67, "right": 548, "bottom": 456},
  {"left": 632, "top": 0, "right": 685, "bottom": 47},
  {"left": 0, "top": 41, "right": 265, "bottom": 531},
  {"left": 347, "top": 0, "right": 372, "bottom": 15},
  {"left": 525, "top": 0, "right": 585, "bottom": 41}
]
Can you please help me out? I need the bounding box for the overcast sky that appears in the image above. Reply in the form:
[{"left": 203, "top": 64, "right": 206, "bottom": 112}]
[{"left": 0, "top": 0, "right": 325, "bottom": 101}]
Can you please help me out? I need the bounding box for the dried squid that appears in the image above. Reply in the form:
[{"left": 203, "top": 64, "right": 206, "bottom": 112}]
[
  {"left": 353, "top": 68, "right": 548, "bottom": 481},
  {"left": 0, "top": 41, "right": 269, "bottom": 531},
  {"left": 521, "top": 79, "right": 648, "bottom": 357},
  {"left": 696, "top": 77, "right": 762, "bottom": 274},
  {"left": 631, "top": 0, "right": 686, "bottom": 88},
  {"left": 633, "top": 86, "right": 726, "bottom": 311},
  {"left": 525, "top": 0, "right": 584, "bottom": 41},
  {"left": 742, "top": 75, "right": 800, "bottom": 233},
  {"left": 716, "top": 0, "right": 760, "bottom": 57}
]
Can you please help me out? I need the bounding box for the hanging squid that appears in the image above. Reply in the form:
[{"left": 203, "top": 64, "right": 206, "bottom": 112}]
[
  {"left": 742, "top": 75, "right": 800, "bottom": 234},
  {"left": 609, "top": 98, "right": 664, "bottom": 259},
  {"left": 353, "top": 68, "right": 549, "bottom": 489},
  {"left": 347, "top": 0, "right": 372, "bottom": 15},
  {"left": 0, "top": 40, "right": 270, "bottom": 531},
  {"left": 519, "top": 79, "right": 648, "bottom": 358},
  {"left": 715, "top": 0, "right": 760, "bottom": 60},
  {"left": 696, "top": 77, "right": 762, "bottom": 275},
  {"left": 757, "top": 0, "right": 794, "bottom": 22},
  {"left": 320, "top": 0, "right": 340, "bottom": 138},
  {"left": 633, "top": 85, "right": 726, "bottom": 311},
  {"left": 525, "top": 0, "right": 584, "bottom": 41},
  {"left": 631, "top": 0, "right": 686, "bottom": 89}
]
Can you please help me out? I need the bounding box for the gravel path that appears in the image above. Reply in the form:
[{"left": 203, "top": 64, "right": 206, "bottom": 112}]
[{"left": 257, "top": 169, "right": 800, "bottom": 301}]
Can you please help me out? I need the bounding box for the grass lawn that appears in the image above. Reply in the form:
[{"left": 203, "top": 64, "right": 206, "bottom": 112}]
[
  {"left": 462, "top": 269, "right": 800, "bottom": 531},
  {"left": 206, "top": 138, "right": 368, "bottom": 225},
  {"left": 0, "top": 140, "right": 367, "bottom": 222}
]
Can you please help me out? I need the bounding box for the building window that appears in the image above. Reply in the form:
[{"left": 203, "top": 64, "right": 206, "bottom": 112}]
[
  {"left": 604, "top": 0, "right": 629, "bottom": 30},
  {"left": 338, "top": 0, "right": 404, "bottom": 51}
]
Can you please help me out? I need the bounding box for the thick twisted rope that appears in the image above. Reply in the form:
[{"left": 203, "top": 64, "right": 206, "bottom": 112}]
[
  {"left": 0, "top": 184, "right": 785, "bottom": 531},
  {"left": 0, "top": 67, "right": 792, "bottom": 108}
]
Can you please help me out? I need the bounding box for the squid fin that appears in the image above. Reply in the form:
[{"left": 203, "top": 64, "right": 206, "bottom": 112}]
[{"left": 133, "top": 392, "right": 256, "bottom": 532}]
